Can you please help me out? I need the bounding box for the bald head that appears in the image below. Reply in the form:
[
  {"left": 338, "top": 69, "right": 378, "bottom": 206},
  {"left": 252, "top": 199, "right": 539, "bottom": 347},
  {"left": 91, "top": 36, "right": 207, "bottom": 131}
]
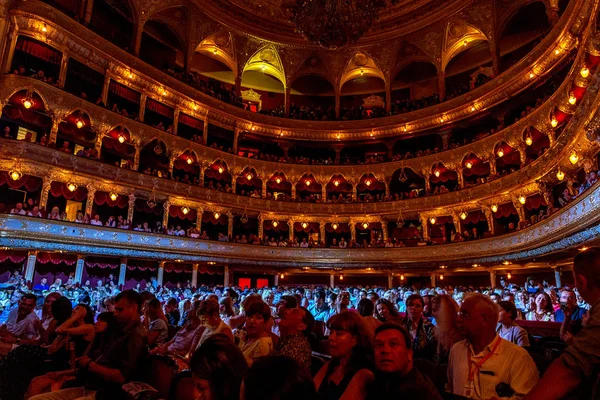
[{"left": 457, "top": 293, "right": 499, "bottom": 342}]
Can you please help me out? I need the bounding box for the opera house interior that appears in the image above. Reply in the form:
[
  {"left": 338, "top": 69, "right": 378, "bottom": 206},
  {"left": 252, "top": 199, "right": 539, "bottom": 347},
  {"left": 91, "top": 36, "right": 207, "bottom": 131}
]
[{"left": 1, "top": 0, "right": 600, "bottom": 398}]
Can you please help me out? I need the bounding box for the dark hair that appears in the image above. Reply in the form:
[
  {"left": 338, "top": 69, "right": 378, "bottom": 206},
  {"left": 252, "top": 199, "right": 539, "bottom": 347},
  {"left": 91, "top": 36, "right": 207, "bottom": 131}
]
[
  {"left": 191, "top": 333, "right": 248, "bottom": 400},
  {"left": 51, "top": 296, "right": 73, "bottom": 325},
  {"left": 498, "top": 301, "right": 518, "bottom": 321},
  {"left": 574, "top": 248, "right": 600, "bottom": 289},
  {"left": 279, "top": 295, "right": 298, "bottom": 309},
  {"left": 198, "top": 299, "right": 220, "bottom": 317},
  {"left": 314, "top": 290, "right": 326, "bottom": 300},
  {"left": 299, "top": 307, "right": 315, "bottom": 337},
  {"left": 115, "top": 289, "right": 142, "bottom": 314},
  {"left": 357, "top": 298, "right": 374, "bottom": 317},
  {"left": 21, "top": 293, "right": 37, "bottom": 303},
  {"left": 375, "top": 298, "right": 399, "bottom": 321},
  {"left": 326, "top": 311, "right": 373, "bottom": 375},
  {"left": 405, "top": 294, "right": 424, "bottom": 308},
  {"left": 92, "top": 312, "right": 119, "bottom": 354},
  {"left": 534, "top": 291, "right": 554, "bottom": 314},
  {"left": 374, "top": 323, "right": 413, "bottom": 349},
  {"left": 245, "top": 301, "right": 271, "bottom": 321},
  {"left": 76, "top": 303, "right": 95, "bottom": 325},
  {"left": 327, "top": 292, "right": 338, "bottom": 302},
  {"left": 243, "top": 356, "right": 316, "bottom": 400}
]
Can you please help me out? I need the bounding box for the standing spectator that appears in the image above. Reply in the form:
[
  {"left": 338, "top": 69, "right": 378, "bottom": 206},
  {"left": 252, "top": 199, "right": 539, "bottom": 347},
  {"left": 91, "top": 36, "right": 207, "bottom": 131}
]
[{"left": 496, "top": 301, "right": 530, "bottom": 347}]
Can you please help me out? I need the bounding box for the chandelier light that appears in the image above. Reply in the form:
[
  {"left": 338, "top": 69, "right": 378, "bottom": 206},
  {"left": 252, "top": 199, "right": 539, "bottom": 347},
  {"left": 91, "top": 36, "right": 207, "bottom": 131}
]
[
  {"left": 434, "top": 170, "right": 440, "bottom": 178},
  {"left": 272, "top": 221, "right": 279, "bottom": 228},
  {"left": 568, "top": 93, "right": 577, "bottom": 105},
  {"left": 362, "top": 222, "right": 369, "bottom": 229},
  {"left": 186, "top": 157, "right": 193, "bottom": 165},
  {"left": 497, "top": 149, "right": 504, "bottom": 158},
  {"left": 117, "top": 134, "right": 126, "bottom": 143},
  {"left": 286, "top": 0, "right": 385, "bottom": 49},
  {"left": 429, "top": 217, "right": 436, "bottom": 225},
  {"left": 217, "top": 166, "right": 224, "bottom": 174},
  {"left": 280, "top": 273, "right": 284, "bottom": 279},
  {"left": 440, "top": 274, "right": 444, "bottom": 280},
  {"left": 9, "top": 169, "right": 22, "bottom": 181},
  {"left": 551, "top": 115, "right": 558, "bottom": 128},
  {"left": 275, "top": 177, "right": 282, "bottom": 184},
  {"left": 75, "top": 119, "right": 85, "bottom": 129},
  {"left": 301, "top": 222, "right": 308, "bottom": 229},
  {"left": 305, "top": 179, "right": 311, "bottom": 186},
  {"left": 340, "top": 274, "right": 344, "bottom": 281},
  {"left": 400, "top": 274, "right": 405, "bottom": 281},
  {"left": 556, "top": 169, "right": 565, "bottom": 181},
  {"left": 459, "top": 211, "right": 467, "bottom": 220},
  {"left": 181, "top": 206, "right": 190, "bottom": 215},
  {"left": 519, "top": 195, "right": 526, "bottom": 205},
  {"left": 491, "top": 204, "right": 498, "bottom": 213},
  {"left": 332, "top": 223, "right": 339, "bottom": 230},
  {"left": 333, "top": 180, "right": 339, "bottom": 187},
  {"left": 213, "top": 212, "right": 220, "bottom": 219},
  {"left": 525, "top": 134, "right": 533, "bottom": 146},
  {"left": 246, "top": 173, "right": 253, "bottom": 181},
  {"left": 22, "top": 95, "right": 33, "bottom": 109},
  {"left": 66, "top": 182, "right": 77, "bottom": 192},
  {"left": 570, "top": 152, "right": 579, "bottom": 165},
  {"left": 365, "top": 179, "right": 372, "bottom": 186},
  {"left": 581, "top": 65, "right": 590, "bottom": 78},
  {"left": 109, "top": 193, "right": 118, "bottom": 201},
  {"left": 465, "top": 161, "right": 473, "bottom": 169},
  {"left": 507, "top": 273, "right": 512, "bottom": 280}
]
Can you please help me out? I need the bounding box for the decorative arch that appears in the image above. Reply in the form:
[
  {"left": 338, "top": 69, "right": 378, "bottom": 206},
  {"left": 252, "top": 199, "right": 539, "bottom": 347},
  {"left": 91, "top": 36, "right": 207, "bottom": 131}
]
[
  {"left": 56, "top": 110, "right": 96, "bottom": 153},
  {"left": 442, "top": 22, "right": 489, "bottom": 72},
  {"left": 5, "top": 88, "right": 50, "bottom": 113},
  {"left": 389, "top": 167, "right": 425, "bottom": 198},
  {"left": 236, "top": 166, "right": 262, "bottom": 195},
  {"left": 267, "top": 171, "right": 292, "bottom": 200},
  {"left": 290, "top": 54, "right": 334, "bottom": 87},
  {"left": 243, "top": 45, "right": 286, "bottom": 87},
  {"left": 391, "top": 41, "right": 438, "bottom": 79},
  {"left": 196, "top": 31, "right": 237, "bottom": 77},
  {"left": 140, "top": 139, "right": 170, "bottom": 178},
  {"left": 339, "top": 51, "right": 386, "bottom": 90}
]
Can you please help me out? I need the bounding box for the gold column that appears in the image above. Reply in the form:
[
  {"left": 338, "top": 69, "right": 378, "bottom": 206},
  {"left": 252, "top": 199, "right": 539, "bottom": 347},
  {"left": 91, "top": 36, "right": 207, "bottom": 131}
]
[
  {"left": 288, "top": 219, "right": 294, "bottom": 242},
  {"left": 101, "top": 74, "right": 110, "bottom": 105},
  {"left": 227, "top": 212, "right": 234, "bottom": 239},
  {"left": 319, "top": 222, "right": 325, "bottom": 245},
  {"left": 350, "top": 223, "right": 356, "bottom": 243},
  {"left": 483, "top": 207, "right": 495, "bottom": 235},
  {"left": 139, "top": 93, "right": 147, "bottom": 122},
  {"left": 85, "top": 185, "right": 96, "bottom": 216},
  {"left": 420, "top": 214, "right": 429, "bottom": 241},
  {"left": 172, "top": 109, "right": 180, "bottom": 135},
  {"left": 233, "top": 127, "right": 240, "bottom": 154},
  {"left": 127, "top": 194, "right": 135, "bottom": 222},
  {"left": 2, "top": 30, "right": 18, "bottom": 74},
  {"left": 58, "top": 53, "right": 69, "bottom": 87},
  {"left": 203, "top": 116, "right": 209, "bottom": 144},
  {"left": 258, "top": 214, "right": 264, "bottom": 239},
  {"left": 39, "top": 178, "right": 52, "bottom": 210},
  {"left": 49, "top": 119, "right": 59, "bottom": 147},
  {"left": 162, "top": 200, "right": 171, "bottom": 228}
]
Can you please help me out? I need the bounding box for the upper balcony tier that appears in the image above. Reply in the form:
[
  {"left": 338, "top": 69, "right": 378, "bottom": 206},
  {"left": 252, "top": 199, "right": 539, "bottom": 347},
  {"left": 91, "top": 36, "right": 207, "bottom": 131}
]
[{"left": 2, "top": 0, "right": 595, "bottom": 142}]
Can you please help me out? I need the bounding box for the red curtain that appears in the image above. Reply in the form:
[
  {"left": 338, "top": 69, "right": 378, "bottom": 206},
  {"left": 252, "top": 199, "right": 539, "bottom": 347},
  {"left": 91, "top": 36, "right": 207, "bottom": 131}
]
[
  {"left": 494, "top": 203, "right": 518, "bottom": 218},
  {"left": 2, "top": 105, "right": 53, "bottom": 130},
  {"left": 204, "top": 168, "right": 231, "bottom": 181},
  {"left": 356, "top": 181, "right": 385, "bottom": 192},
  {"left": 109, "top": 81, "right": 141, "bottom": 103},
  {"left": 169, "top": 206, "right": 197, "bottom": 221},
  {"left": 461, "top": 210, "right": 486, "bottom": 225},
  {"left": 264, "top": 221, "right": 289, "bottom": 232},
  {"left": 430, "top": 170, "right": 458, "bottom": 184},
  {"left": 236, "top": 175, "right": 262, "bottom": 188},
  {"left": 326, "top": 223, "right": 350, "bottom": 233},
  {"left": 164, "top": 263, "right": 192, "bottom": 273},
  {"left": 107, "top": 127, "right": 131, "bottom": 141},
  {"left": 197, "top": 265, "right": 223, "bottom": 275},
  {"left": 202, "top": 211, "right": 227, "bottom": 225},
  {"left": 356, "top": 222, "right": 382, "bottom": 231},
  {"left": 94, "top": 192, "right": 128, "bottom": 208},
  {"left": 463, "top": 162, "right": 490, "bottom": 177},
  {"left": 85, "top": 256, "right": 119, "bottom": 269},
  {"left": 127, "top": 259, "right": 157, "bottom": 271},
  {"left": 266, "top": 180, "right": 292, "bottom": 191},
  {"left": 524, "top": 194, "right": 546, "bottom": 211},
  {"left": 102, "top": 137, "right": 136, "bottom": 158},
  {"left": 0, "top": 172, "right": 42, "bottom": 191},
  {"left": 294, "top": 222, "right": 319, "bottom": 233},
  {"left": 50, "top": 181, "right": 87, "bottom": 201},
  {"left": 296, "top": 181, "right": 322, "bottom": 193},
  {"left": 57, "top": 122, "right": 97, "bottom": 146},
  {"left": 16, "top": 36, "right": 62, "bottom": 64},
  {"left": 37, "top": 252, "right": 77, "bottom": 265},
  {"left": 326, "top": 181, "right": 352, "bottom": 193},
  {"left": 432, "top": 216, "right": 454, "bottom": 225},
  {"left": 146, "top": 98, "right": 174, "bottom": 118},
  {"left": 134, "top": 199, "right": 163, "bottom": 215},
  {"left": 0, "top": 250, "right": 27, "bottom": 263},
  {"left": 173, "top": 159, "right": 200, "bottom": 173},
  {"left": 179, "top": 114, "right": 203, "bottom": 129}
]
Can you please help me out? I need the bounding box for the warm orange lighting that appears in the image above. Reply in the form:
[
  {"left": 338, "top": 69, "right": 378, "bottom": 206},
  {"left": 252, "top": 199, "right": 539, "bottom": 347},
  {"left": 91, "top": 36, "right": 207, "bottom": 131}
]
[
  {"left": 529, "top": 72, "right": 535, "bottom": 79},
  {"left": 109, "top": 193, "right": 118, "bottom": 201},
  {"left": 497, "top": 149, "right": 504, "bottom": 158},
  {"left": 280, "top": 273, "right": 284, "bottom": 279},
  {"left": 459, "top": 212, "right": 467, "bottom": 220},
  {"left": 556, "top": 169, "right": 565, "bottom": 181},
  {"left": 400, "top": 274, "right": 405, "bottom": 281},
  {"left": 217, "top": 166, "right": 224, "bottom": 174},
  {"left": 251, "top": 126, "right": 256, "bottom": 131},
  {"left": 463, "top": 40, "right": 468, "bottom": 47},
  {"left": 470, "top": 106, "right": 475, "bottom": 112},
  {"left": 186, "top": 157, "right": 193, "bottom": 165},
  {"left": 365, "top": 179, "right": 372, "bottom": 186},
  {"left": 301, "top": 222, "right": 308, "bottom": 229},
  {"left": 340, "top": 274, "right": 344, "bottom": 281},
  {"left": 75, "top": 119, "right": 85, "bottom": 129},
  {"left": 554, "top": 49, "right": 560, "bottom": 55},
  {"left": 472, "top": 264, "right": 479, "bottom": 268},
  {"left": 117, "top": 135, "right": 125, "bottom": 143},
  {"left": 525, "top": 135, "right": 533, "bottom": 146},
  {"left": 272, "top": 221, "right": 278, "bottom": 228},
  {"left": 275, "top": 177, "right": 282, "bottom": 184},
  {"left": 161, "top": 90, "right": 167, "bottom": 96},
  {"left": 22, "top": 98, "right": 33, "bottom": 109},
  {"left": 360, "top": 69, "right": 364, "bottom": 76},
  {"left": 246, "top": 173, "right": 253, "bottom": 181},
  {"left": 333, "top": 180, "right": 339, "bottom": 187},
  {"left": 581, "top": 66, "right": 590, "bottom": 78},
  {"left": 440, "top": 274, "right": 444, "bottom": 280},
  {"left": 551, "top": 116, "right": 558, "bottom": 128},
  {"left": 507, "top": 273, "right": 512, "bottom": 280},
  {"left": 434, "top": 170, "right": 440, "bottom": 178},
  {"left": 362, "top": 222, "right": 369, "bottom": 229},
  {"left": 491, "top": 205, "right": 498, "bottom": 213},
  {"left": 580, "top": 247, "right": 589, "bottom": 252},
  {"left": 213, "top": 47, "right": 218, "bottom": 55},
  {"left": 9, "top": 169, "right": 22, "bottom": 181},
  {"left": 41, "top": 25, "right": 47, "bottom": 33},
  {"left": 519, "top": 195, "right": 526, "bottom": 205},
  {"left": 181, "top": 206, "right": 190, "bottom": 215},
  {"left": 66, "top": 183, "right": 77, "bottom": 192},
  {"left": 213, "top": 212, "right": 220, "bottom": 219},
  {"left": 465, "top": 161, "right": 473, "bottom": 169},
  {"left": 332, "top": 223, "right": 339, "bottom": 230},
  {"left": 570, "top": 152, "right": 579, "bottom": 165},
  {"left": 128, "top": 72, "right": 133, "bottom": 79},
  {"left": 305, "top": 179, "right": 311, "bottom": 186},
  {"left": 569, "top": 94, "right": 577, "bottom": 105},
  {"left": 429, "top": 217, "right": 436, "bottom": 225}
]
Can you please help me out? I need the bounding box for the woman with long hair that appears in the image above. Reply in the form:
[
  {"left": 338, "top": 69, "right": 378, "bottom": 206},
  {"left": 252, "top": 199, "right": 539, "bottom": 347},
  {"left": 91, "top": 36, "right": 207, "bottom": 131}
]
[
  {"left": 219, "top": 296, "right": 236, "bottom": 327},
  {"left": 357, "top": 298, "right": 381, "bottom": 335},
  {"left": 237, "top": 301, "right": 272, "bottom": 366},
  {"left": 314, "top": 311, "right": 374, "bottom": 400},
  {"left": 431, "top": 295, "right": 463, "bottom": 364},
  {"left": 402, "top": 294, "right": 436, "bottom": 361},
  {"left": 525, "top": 291, "right": 555, "bottom": 322},
  {"left": 374, "top": 299, "right": 401, "bottom": 323},
  {"left": 143, "top": 298, "right": 169, "bottom": 348}
]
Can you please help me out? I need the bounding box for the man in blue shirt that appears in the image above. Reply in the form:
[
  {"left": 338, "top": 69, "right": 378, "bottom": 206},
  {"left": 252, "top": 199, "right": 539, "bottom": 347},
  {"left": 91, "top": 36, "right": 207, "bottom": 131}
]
[
  {"left": 307, "top": 291, "right": 330, "bottom": 322},
  {"left": 33, "top": 277, "right": 49, "bottom": 291},
  {"left": 554, "top": 289, "right": 586, "bottom": 322}
]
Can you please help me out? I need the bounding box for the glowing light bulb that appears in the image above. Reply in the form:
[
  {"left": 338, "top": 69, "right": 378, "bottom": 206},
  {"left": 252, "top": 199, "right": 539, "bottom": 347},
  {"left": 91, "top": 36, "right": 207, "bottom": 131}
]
[
  {"left": 280, "top": 273, "right": 284, "bottom": 279},
  {"left": 333, "top": 180, "right": 339, "bottom": 187},
  {"left": 570, "top": 152, "right": 579, "bottom": 165},
  {"left": 109, "top": 193, "right": 118, "bottom": 201},
  {"left": 465, "top": 161, "right": 473, "bottom": 169},
  {"left": 41, "top": 25, "right": 47, "bottom": 33},
  {"left": 217, "top": 166, "right": 224, "bottom": 174},
  {"left": 117, "top": 135, "right": 125, "bottom": 143},
  {"left": 246, "top": 173, "right": 253, "bottom": 181},
  {"left": 491, "top": 204, "right": 498, "bottom": 213},
  {"left": 551, "top": 116, "right": 558, "bottom": 128},
  {"left": 22, "top": 99, "right": 33, "bottom": 109},
  {"left": 497, "top": 149, "right": 504, "bottom": 158},
  {"left": 434, "top": 170, "right": 440, "bottom": 177},
  {"left": 519, "top": 195, "right": 526, "bottom": 205},
  {"left": 340, "top": 274, "right": 344, "bottom": 281},
  {"left": 554, "top": 49, "right": 560, "bottom": 55},
  {"left": 305, "top": 179, "right": 311, "bottom": 186},
  {"left": 463, "top": 40, "right": 468, "bottom": 47},
  {"left": 360, "top": 69, "right": 364, "bottom": 76},
  {"left": 529, "top": 72, "right": 535, "bottom": 79},
  {"left": 272, "top": 221, "right": 278, "bottom": 228},
  {"left": 460, "top": 212, "right": 467, "bottom": 220},
  {"left": 569, "top": 94, "right": 577, "bottom": 105},
  {"left": 507, "top": 273, "right": 512, "bottom": 280},
  {"left": 213, "top": 212, "right": 220, "bottom": 219},
  {"left": 275, "top": 177, "right": 282, "bottom": 184},
  {"left": 581, "top": 66, "right": 590, "bottom": 78},
  {"left": 213, "top": 47, "right": 218, "bottom": 55},
  {"left": 365, "top": 179, "right": 372, "bottom": 186},
  {"left": 66, "top": 183, "right": 77, "bottom": 192},
  {"left": 362, "top": 222, "right": 369, "bottom": 229},
  {"left": 429, "top": 217, "right": 436, "bottom": 225},
  {"left": 332, "top": 223, "right": 339, "bottom": 230},
  {"left": 525, "top": 135, "right": 533, "bottom": 146},
  {"left": 301, "top": 222, "right": 308, "bottom": 229},
  {"left": 186, "top": 157, "right": 193, "bottom": 164},
  {"left": 9, "top": 170, "right": 22, "bottom": 181},
  {"left": 161, "top": 90, "right": 167, "bottom": 96},
  {"left": 440, "top": 274, "right": 444, "bottom": 280},
  {"left": 181, "top": 206, "right": 190, "bottom": 215},
  {"left": 470, "top": 106, "right": 475, "bottom": 112},
  {"left": 556, "top": 169, "right": 565, "bottom": 181},
  {"left": 76, "top": 119, "right": 84, "bottom": 129},
  {"left": 400, "top": 274, "right": 405, "bottom": 281},
  {"left": 128, "top": 73, "right": 133, "bottom": 79}
]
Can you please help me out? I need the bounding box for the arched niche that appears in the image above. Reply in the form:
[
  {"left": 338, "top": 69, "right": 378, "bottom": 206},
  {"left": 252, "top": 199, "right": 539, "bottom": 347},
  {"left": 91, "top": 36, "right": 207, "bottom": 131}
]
[
  {"left": 140, "top": 19, "right": 185, "bottom": 70},
  {"left": 289, "top": 74, "right": 336, "bottom": 118},
  {"left": 325, "top": 174, "right": 352, "bottom": 201},
  {"left": 391, "top": 61, "right": 438, "bottom": 106},
  {"left": 90, "top": 0, "right": 135, "bottom": 49},
  {"left": 139, "top": 139, "right": 170, "bottom": 179},
  {"left": 462, "top": 153, "right": 490, "bottom": 186},
  {"left": 57, "top": 110, "right": 96, "bottom": 155},
  {"left": 236, "top": 167, "right": 262, "bottom": 196},
  {"left": 494, "top": 141, "right": 521, "bottom": 176},
  {"left": 204, "top": 160, "right": 232, "bottom": 190},
  {"left": 430, "top": 162, "right": 458, "bottom": 193},
  {"left": 266, "top": 172, "right": 292, "bottom": 200},
  {"left": 296, "top": 173, "right": 322, "bottom": 202},
  {"left": 173, "top": 150, "right": 199, "bottom": 184},
  {"left": 2, "top": 89, "right": 52, "bottom": 144},
  {"left": 389, "top": 168, "right": 425, "bottom": 199}
]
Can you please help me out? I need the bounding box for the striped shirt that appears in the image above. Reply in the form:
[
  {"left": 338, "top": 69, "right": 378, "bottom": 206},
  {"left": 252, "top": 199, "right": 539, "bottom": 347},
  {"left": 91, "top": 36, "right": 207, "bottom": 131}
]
[{"left": 448, "top": 336, "right": 539, "bottom": 399}]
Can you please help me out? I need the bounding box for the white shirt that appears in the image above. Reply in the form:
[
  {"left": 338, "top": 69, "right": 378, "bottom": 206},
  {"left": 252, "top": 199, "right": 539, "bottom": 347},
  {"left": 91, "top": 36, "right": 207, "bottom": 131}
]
[
  {"left": 300, "top": 242, "right": 309, "bottom": 248},
  {"left": 90, "top": 219, "right": 103, "bottom": 226},
  {"left": 4, "top": 308, "right": 40, "bottom": 339},
  {"left": 448, "top": 336, "right": 538, "bottom": 399},
  {"left": 10, "top": 209, "right": 26, "bottom": 215}
]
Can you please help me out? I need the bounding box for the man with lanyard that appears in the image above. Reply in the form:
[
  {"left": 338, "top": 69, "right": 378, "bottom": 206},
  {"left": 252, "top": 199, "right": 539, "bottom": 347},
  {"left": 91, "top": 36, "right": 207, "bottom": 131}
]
[{"left": 448, "top": 293, "right": 538, "bottom": 399}]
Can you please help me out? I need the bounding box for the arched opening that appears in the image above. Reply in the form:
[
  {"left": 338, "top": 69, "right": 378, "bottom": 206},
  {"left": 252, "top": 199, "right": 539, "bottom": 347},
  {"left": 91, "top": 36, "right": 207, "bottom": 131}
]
[
  {"left": 46, "top": 181, "right": 88, "bottom": 222},
  {"left": 355, "top": 222, "right": 383, "bottom": 246},
  {"left": 132, "top": 198, "right": 164, "bottom": 233},
  {"left": 492, "top": 202, "right": 520, "bottom": 235},
  {"left": 340, "top": 76, "right": 386, "bottom": 119},
  {"left": 204, "top": 160, "right": 232, "bottom": 191},
  {"left": 167, "top": 206, "right": 197, "bottom": 234},
  {"left": 499, "top": 3, "right": 549, "bottom": 71},
  {"left": 11, "top": 36, "right": 62, "bottom": 82},
  {"left": 357, "top": 174, "right": 386, "bottom": 201},
  {"left": 173, "top": 150, "right": 199, "bottom": 184},
  {"left": 236, "top": 167, "right": 262, "bottom": 197},
  {"left": 201, "top": 210, "right": 228, "bottom": 240},
  {"left": 522, "top": 194, "right": 548, "bottom": 228},
  {"left": 456, "top": 210, "right": 490, "bottom": 240},
  {"left": 462, "top": 153, "right": 490, "bottom": 187},
  {"left": 391, "top": 61, "right": 439, "bottom": 113},
  {"left": 445, "top": 40, "right": 492, "bottom": 99},
  {"left": 325, "top": 174, "right": 352, "bottom": 202},
  {"left": 266, "top": 172, "right": 292, "bottom": 200},
  {"left": 90, "top": 0, "right": 134, "bottom": 50},
  {"left": 0, "top": 171, "right": 43, "bottom": 215},
  {"left": 524, "top": 127, "right": 550, "bottom": 162},
  {"left": 1, "top": 90, "right": 52, "bottom": 144},
  {"left": 289, "top": 74, "right": 335, "bottom": 120},
  {"left": 341, "top": 141, "right": 388, "bottom": 164},
  {"left": 296, "top": 174, "right": 322, "bottom": 202},
  {"left": 263, "top": 219, "right": 289, "bottom": 244},
  {"left": 232, "top": 215, "right": 258, "bottom": 243},
  {"left": 92, "top": 191, "right": 128, "bottom": 222},
  {"left": 430, "top": 162, "right": 458, "bottom": 194},
  {"left": 140, "top": 19, "right": 185, "bottom": 71},
  {"left": 325, "top": 223, "right": 351, "bottom": 247},
  {"left": 389, "top": 168, "right": 425, "bottom": 199},
  {"left": 100, "top": 126, "right": 134, "bottom": 168},
  {"left": 241, "top": 70, "right": 285, "bottom": 114},
  {"left": 494, "top": 142, "right": 521, "bottom": 176},
  {"left": 293, "top": 222, "right": 320, "bottom": 246},
  {"left": 139, "top": 139, "right": 170, "bottom": 179},
  {"left": 187, "top": 52, "right": 237, "bottom": 106},
  {"left": 57, "top": 111, "right": 96, "bottom": 156},
  {"left": 387, "top": 218, "right": 423, "bottom": 247}
]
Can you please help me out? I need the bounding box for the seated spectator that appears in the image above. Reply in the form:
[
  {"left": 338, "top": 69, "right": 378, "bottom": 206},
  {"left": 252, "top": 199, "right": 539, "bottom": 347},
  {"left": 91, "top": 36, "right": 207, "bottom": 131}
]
[
  {"left": 143, "top": 298, "right": 169, "bottom": 348},
  {"left": 274, "top": 305, "right": 314, "bottom": 369},
  {"left": 0, "top": 293, "right": 40, "bottom": 348},
  {"left": 448, "top": 293, "right": 538, "bottom": 399},
  {"left": 47, "top": 206, "right": 61, "bottom": 220},
  {"left": 105, "top": 216, "right": 117, "bottom": 228},
  {"left": 555, "top": 288, "right": 586, "bottom": 323},
  {"left": 151, "top": 300, "right": 202, "bottom": 358},
  {"left": 496, "top": 301, "right": 529, "bottom": 347},
  {"left": 314, "top": 312, "right": 374, "bottom": 399},
  {"left": 164, "top": 298, "right": 180, "bottom": 325},
  {"left": 27, "top": 206, "right": 42, "bottom": 218},
  {"left": 357, "top": 298, "right": 381, "bottom": 335},
  {"left": 366, "top": 323, "right": 442, "bottom": 399},
  {"left": 375, "top": 298, "right": 401, "bottom": 323},
  {"left": 89, "top": 215, "right": 102, "bottom": 226},
  {"left": 190, "top": 333, "right": 248, "bottom": 400},
  {"left": 193, "top": 299, "right": 233, "bottom": 350},
  {"left": 402, "top": 294, "right": 436, "bottom": 360},
  {"left": 243, "top": 356, "right": 316, "bottom": 400},
  {"left": 525, "top": 291, "right": 555, "bottom": 322},
  {"left": 10, "top": 202, "right": 26, "bottom": 215},
  {"left": 237, "top": 301, "right": 273, "bottom": 366}
]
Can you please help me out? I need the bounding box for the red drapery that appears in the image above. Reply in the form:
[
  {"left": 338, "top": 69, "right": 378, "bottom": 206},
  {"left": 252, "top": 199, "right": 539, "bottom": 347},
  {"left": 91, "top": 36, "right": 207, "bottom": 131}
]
[
  {"left": 236, "top": 175, "right": 262, "bottom": 188},
  {"left": 109, "top": 81, "right": 141, "bottom": 103},
  {"left": 102, "top": 137, "right": 136, "bottom": 158},
  {"left": 463, "top": 161, "right": 490, "bottom": 177},
  {"left": 107, "top": 126, "right": 131, "bottom": 141},
  {"left": 174, "top": 159, "right": 200, "bottom": 173},
  {"left": 326, "top": 181, "right": 352, "bottom": 194},
  {"left": 204, "top": 167, "right": 232, "bottom": 181},
  {"left": 94, "top": 192, "right": 128, "bottom": 208},
  {"left": 57, "top": 122, "right": 97, "bottom": 146},
  {"left": 85, "top": 256, "right": 119, "bottom": 269},
  {"left": 37, "top": 252, "right": 77, "bottom": 265},
  {"left": 524, "top": 194, "right": 547, "bottom": 211},
  {"left": 0, "top": 172, "right": 42, "bottom": 192},
  {"left": 356, "top": 222, "right": 382, "bottom": 231},
  {"left": 8, "top": 91, "right": 46, "bottom": 112},
  {"left": 202, "top": 211, "right": 227, "bottom": 225},
  {"left": 461, "top": 210, "right": 487, "bottom": 225},
  {"left": 146, "top": 98, "right": 174, "bottom": 118},
  {"left": 164, "top": 263, "right": 193, "bottom": 273},
  {"left": 264, "top": 221, "right": 289, "bottom": 232},
  {"left": 197, "top": 265, "right": 223, "bottom": 275},
  {"left": 494, "top": 203, "right": 518, "bottom": 218},
  {"left": 134, "top": 199, "right": 163, "bottom": 215},
  {"left": 169, "top": 206, "right": 197, "bottom": 221},
  {"left": 2, "top": 105, "right": 53, "bottom": 130},
  {"left": 127, "top": 260, "right": 157, "bottom": 271},
  {"left": 294, "top": 222, "right": 319, "bottom": 233},
  {"left": 16, "top": 36, "right": 62, "bottom": 64},
  {"left": 326, "top": 223, "right": 350, "bottom": 233},
  {"left": 50, "top": 181, "right": 87, "bottom": 201},
  {"left": 356, "top": 180, "right": 385, "bottom": 192},
  {"left": 296, "top": 181, "right": 322, "bottom": 193},
  {"left": 0, "top": 250, "right": 27, "bottom": 263},
  {"left": 179, "top": 114, "right": 203, "bottom": 129},
  {"left": 266, "top": 180, "right": 292, "bottom": 191}
]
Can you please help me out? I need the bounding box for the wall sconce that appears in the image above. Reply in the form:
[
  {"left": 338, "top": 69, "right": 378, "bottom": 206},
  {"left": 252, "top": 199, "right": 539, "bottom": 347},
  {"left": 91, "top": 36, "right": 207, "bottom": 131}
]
[
  {"left": 365, "top": 179, "right": 372, "bottom": 186},
  {"left": 581, "top": 65, "right": 590, "bottom": 78},
  {"left": 75, "top": 119, "right": 85, "bottom": 129},
  {"left": 66, "top": 182, "right": 77, "bottom": 192},
  {"left": 181, "top": 206, "right": 190, "bottom": 215},
  {"left": 275, "top": 177, "right": 282, "bottom": 184},
  {"left": 550, "top": 115, "right": 558, "bottom": 128},
  {"left": 117, "top": 134, "right": 126, "bottom": 143},
  {"left": 568, "top": 93, "right": 577, "bottom": 105},
  {"left": 556, "top": 169, "right": 565, "bottom": 181},
  {"left": 518, "top": 195, "right": 526, "bottom": 205},
  {"left": 491, "top": 204, "right": 498, "bottom": 213},
  {"left": 459, "top": 211, "right": 467, "bottom": 220},
  {"left": 434, "top": 170, "right": 440, "bottom": 177},
  {"left": 186, "top": 157, "right": 193, "bottom": 165},
  {"left": 333, "top": 180, "right": 339, "bottom": 187},
  {"left": 213, "top": 212, "right": 220, "bottom": 219},
  {"left": 362, "top": 222, "right": 369, "bottom": 229},
  {"left": 525, "top": 134, "right": 533, "bottom": 146},
  {"left": 332, "top": 223, "right": 339, "bottom": 230},
  {"left": 301, "top": 222, "right": 308, "bottom": 229},
  {"left": 465, "top": 161, "right": 473, "bottom": 169},
  {"left": 109, "top": 193, "right": 118, "bottom": 201},
  {"left": 218, "top": 166, "right": 224, "bottom": 174},
  {"left": 569, "top": 152, "right": 579, "bottom": 165},
  {"left": 246, "top": 173, "right": 253, "bottom": 181},
  {"left": 9, "top": 169, "right": 22, "bottom": 181},
  {"left": 305, "top": 179, "right": 311, "bottom": 186},
  {"left": 272, "top": 221, "right": 278, "bottom": 228},
  {"left": 497, "top": 149, "right": 504, "bottom": 158},
  {"left": 429, "top": 217, "right": 436, "bottom": 225}
]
